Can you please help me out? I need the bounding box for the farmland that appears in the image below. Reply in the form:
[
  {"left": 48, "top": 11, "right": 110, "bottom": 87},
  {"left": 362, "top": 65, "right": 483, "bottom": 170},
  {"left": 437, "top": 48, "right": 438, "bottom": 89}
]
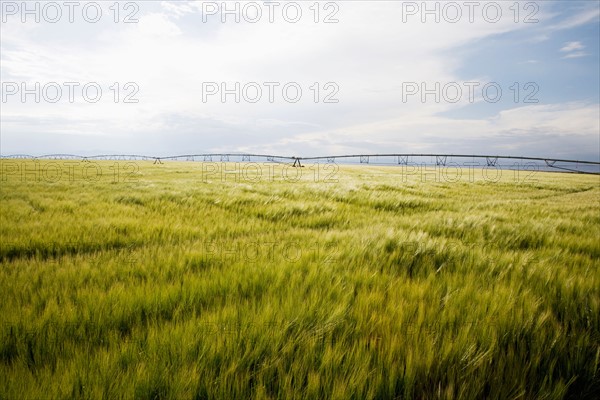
[{"left": 1, "top": 159, "right": 599, "bottom": 399}]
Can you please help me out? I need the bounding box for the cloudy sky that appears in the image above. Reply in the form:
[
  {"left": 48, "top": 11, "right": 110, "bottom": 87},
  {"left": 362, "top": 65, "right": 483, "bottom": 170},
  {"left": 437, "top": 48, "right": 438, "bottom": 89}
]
[{"left": 1, "top": 0, "right": 599, "bottom": 160}]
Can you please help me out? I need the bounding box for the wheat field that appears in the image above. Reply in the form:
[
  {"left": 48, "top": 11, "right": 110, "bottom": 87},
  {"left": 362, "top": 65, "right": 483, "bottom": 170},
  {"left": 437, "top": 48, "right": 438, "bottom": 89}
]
[{"left": 0, "top": 159, "right": 598, "bottom": 399}]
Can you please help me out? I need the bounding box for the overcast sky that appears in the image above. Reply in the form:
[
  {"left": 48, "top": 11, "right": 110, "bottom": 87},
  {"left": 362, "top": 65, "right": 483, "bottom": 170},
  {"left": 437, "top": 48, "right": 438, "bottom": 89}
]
[{"left": 1, "top": 0, "right": 599, "bottom": 160}]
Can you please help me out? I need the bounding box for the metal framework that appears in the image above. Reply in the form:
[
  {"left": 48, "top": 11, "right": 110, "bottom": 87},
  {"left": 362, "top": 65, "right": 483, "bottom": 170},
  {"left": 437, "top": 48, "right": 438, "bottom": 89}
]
[
  {"left": 1, "top": 153, "right": 599, "bottom": 174},
  {"left": 487, "top": 157, "right": 498, "bottom": 167}
]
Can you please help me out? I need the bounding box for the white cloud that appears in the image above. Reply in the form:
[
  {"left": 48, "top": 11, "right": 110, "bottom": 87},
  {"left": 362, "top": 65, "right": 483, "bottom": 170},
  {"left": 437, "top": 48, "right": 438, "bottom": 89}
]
[
  {"left": 559, "top": 41, "right": 589, "bottom": 59},
  {"left": 160, "top": 1, "right": 201, "bottom": 18},
  {"left": 532, "top": 5, "right": 599, "bottom": 44},
  {"left": 562, "top": 51, "right": 588, "bottom": 59},
  {"left": 548, "top": 6, "right": 600, "bottom": 31},
  {"left": 242, "top": 102, "right": 600, "bottom": 157},
  {"left": 560, "top": 41, "right": 585, "bottom": 52},
  {"left": 0, "top": 1, "right": 598, "bottom": 160},
  {"left": 138, "top": 13, "right": 182, "bottom": 37}
]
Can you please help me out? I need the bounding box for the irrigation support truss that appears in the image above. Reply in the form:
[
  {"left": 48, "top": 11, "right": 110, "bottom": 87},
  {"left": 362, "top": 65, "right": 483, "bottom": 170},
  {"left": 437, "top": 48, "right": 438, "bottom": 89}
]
[{"left": 1, "top": 153, "right": 599, "bottom": 174}]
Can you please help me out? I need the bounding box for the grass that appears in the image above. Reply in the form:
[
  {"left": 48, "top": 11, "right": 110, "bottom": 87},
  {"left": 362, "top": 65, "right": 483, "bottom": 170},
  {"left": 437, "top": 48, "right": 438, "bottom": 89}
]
[{"left": 0, "top": 159, "right": 599, "bottom": 399}]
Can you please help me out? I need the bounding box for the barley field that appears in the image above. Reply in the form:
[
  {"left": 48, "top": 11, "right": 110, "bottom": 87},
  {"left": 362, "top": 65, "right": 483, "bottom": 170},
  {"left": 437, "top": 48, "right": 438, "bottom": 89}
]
[{"left": 0, "top": 159, "right": 599, "bottom": 399}]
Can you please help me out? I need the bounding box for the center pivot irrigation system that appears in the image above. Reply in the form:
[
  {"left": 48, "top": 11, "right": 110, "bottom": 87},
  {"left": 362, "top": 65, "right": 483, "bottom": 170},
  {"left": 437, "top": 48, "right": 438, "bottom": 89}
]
[{"left": 2, "top": 153, "right": 599, "bottom": 174}]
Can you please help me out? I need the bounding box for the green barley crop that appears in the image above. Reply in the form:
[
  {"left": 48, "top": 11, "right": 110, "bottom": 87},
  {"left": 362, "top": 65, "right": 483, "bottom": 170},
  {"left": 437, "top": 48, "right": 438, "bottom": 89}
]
[{"left": 0, "top": 160, "right": 598, "bottom": 399}]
